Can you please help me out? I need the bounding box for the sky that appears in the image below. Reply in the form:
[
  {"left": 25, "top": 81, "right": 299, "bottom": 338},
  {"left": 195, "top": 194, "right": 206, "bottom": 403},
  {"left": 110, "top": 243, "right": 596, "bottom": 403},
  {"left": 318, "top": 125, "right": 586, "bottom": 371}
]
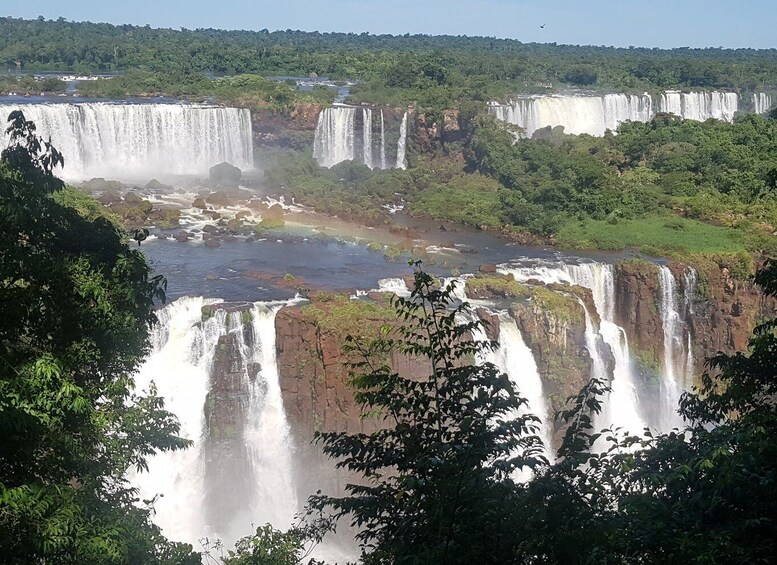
[{"left": 2, "top": 0, "right": 776, "bottom": 50}]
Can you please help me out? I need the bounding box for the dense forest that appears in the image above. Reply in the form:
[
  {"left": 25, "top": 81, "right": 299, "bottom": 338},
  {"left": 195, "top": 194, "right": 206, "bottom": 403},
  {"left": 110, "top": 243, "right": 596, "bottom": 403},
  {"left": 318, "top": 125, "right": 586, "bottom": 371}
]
[
  {"left": 261, "top": 109, "right": 777, "bottom": 263},
  {"left": 2, "top": 16, "right": 777, "bottom": 107}
]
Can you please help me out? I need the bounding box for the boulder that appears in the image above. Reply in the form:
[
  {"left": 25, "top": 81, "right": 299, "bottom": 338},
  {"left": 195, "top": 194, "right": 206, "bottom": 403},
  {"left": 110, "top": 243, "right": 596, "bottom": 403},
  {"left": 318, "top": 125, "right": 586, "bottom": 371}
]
[
  {"left": 146, "top": 178, "right": 173, "bottom": 191},
  {"left": 209, "top": 161, "right": 242, "bottom": 188},
  {"left": 192, "top": 197, "right": 208, "bottom": 209}
]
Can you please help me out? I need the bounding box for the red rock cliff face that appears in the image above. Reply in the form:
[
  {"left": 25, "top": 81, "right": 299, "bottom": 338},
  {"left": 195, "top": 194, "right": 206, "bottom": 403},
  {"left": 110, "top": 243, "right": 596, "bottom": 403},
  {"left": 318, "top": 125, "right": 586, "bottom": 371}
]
[
  {"left": 252, "top": 102, "right": 322, "bottom": 146},
  {"left": 275, "top": 299, "right": 427, "bottom": 448},
  {"left": 613, "top": 258, "right": 776, "bottom": 377},
  {"left": 688, "top": 261, "right": 775, "bottom": 368}
]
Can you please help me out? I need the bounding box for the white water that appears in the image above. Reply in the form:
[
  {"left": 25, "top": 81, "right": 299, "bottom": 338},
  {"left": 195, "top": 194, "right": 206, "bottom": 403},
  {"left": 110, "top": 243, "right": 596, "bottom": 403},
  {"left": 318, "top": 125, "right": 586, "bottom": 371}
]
[
  {"left": 753, "top": 93, "right": 773, "bottom": 114},
  {"left": 362, "top": 108, "right": 373, "bottom": 169},
  {"left": 313, "top": 106, "right": 357, "bottom": 168},
  {"left": 658, "top": 266, "right": 697, "bottom": 428},
  {"left": 490, "top": 313, "right": 554, "bottom": 470},
  {"left": 313, "top": 106, "right": 407, "bottom": 170},
  {"left": 376, "top": 277, "right": 411, "bottom": 298},
  {"left": 657, "top": 266, "right": 685, "bottom": 429},
  {"left": 0, "top": 102, "right": 253, "bottom": 180},
  {"left": 379, "top": 110, "right": 387, "bottom": 169},
  {"left": 243, "top": 303, "right": 299, "bottom": 528},
  {"left": 683, "top": 268, "right": 697, "bottom": 380},
  {"left": 498, "top": 262, "right": 646, "bottom": 434},
  {"left": 490, "top": 91, "right": 739, "bottom": 138},
  {"left": 132, "top": 297, "right": 298, "bottom": 549},
  {"left": 396, "top": 111, "right": 408, "bottom": 170}
]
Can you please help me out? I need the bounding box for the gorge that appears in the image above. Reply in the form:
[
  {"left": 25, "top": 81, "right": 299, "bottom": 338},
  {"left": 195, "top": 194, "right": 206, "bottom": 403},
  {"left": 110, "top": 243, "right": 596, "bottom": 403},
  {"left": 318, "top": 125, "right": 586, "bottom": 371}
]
[{"left": 131, "top": 248, "right": 772, "bottom": 552}]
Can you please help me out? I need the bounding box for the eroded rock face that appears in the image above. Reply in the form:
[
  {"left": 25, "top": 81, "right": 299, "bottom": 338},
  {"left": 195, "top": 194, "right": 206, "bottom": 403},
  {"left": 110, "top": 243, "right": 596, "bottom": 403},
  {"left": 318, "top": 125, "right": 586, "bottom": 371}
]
[
  {"left": 613, "top": 260, "right": 662, "bottom": 356},
  {"left": 689, "top": 261, "right": 775, "bottom": 368},
  {"left": 612, "top": 258, "right": 776, "bottom": 377},
  {"left": 509, "top": 299, "right": 597, "bottom": 442},
  {"left": 275, "top": 300, "right": 426, "bottom": 447}
]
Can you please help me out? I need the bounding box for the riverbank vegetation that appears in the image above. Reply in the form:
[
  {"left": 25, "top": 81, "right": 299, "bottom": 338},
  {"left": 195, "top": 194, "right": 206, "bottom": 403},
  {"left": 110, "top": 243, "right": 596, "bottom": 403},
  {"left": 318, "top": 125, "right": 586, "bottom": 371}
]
[{"left": 261, "top": 110, "right": 777, "bottom": 264}]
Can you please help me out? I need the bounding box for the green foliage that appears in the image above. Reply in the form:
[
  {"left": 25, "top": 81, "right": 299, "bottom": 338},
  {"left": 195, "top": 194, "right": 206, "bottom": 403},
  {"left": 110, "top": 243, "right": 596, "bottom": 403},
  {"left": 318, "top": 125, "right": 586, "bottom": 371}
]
[
  {"left": 301, "top": 293, "right": 395, "bottom": 338},
  {"left": 310, "top": 265, "right": 546, "bottom": 564},
  {"left": 0, "top": 111, "right": 196, "bottom": 562}
]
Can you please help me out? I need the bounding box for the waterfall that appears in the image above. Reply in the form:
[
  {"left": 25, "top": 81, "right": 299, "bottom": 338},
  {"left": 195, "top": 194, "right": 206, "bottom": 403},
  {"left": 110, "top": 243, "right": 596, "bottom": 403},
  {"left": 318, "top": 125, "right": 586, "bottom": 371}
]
[
  {"left": 489, "top": 93, "right": 653, "bottom": 137},
  {"left": 0, "top": 102, "right": 253, "bottom": 180},
  {"left": 243, "top": 303, "right": 298, "bottom": 528},
  {"left": 657, "top": 266, "right": 685, "bottom": 429},
  {"left": 131, "top": 297, "right": 298, "bottom": 548},
  {"left": 490, "top": 313, "right": 554, "bottom": 470},
  {"left": 657, "top": 266, "right": 697, "bottom": 428},
  {"left": 753, "top": 93, "right": 773, "bottom": 114},
  {"left": 659, "top": 91, "right": 739, "bottom": 122},
  {"left": 362, "top": 108, "right": 373, "bottom": 169},
  {"left": 313, "top": 106, "right": 404, "bottom": 170},
  {"left": 395, "top": 111, "right": 408, "bottom": 170},
  {"left": 683, "top": 268, "right": 697, "bottom": 380},
  {"left": 379, "top": 110, "right": 387, "bottom": 170},
  {"left": 498, "top": 262, "right": 646, "bottom": 434},
  {"left": 313, "top": 106, "right": 357, "bottom": 168},
  {"left": 489, "top": 91, "right": 739, "bottom": 138}
]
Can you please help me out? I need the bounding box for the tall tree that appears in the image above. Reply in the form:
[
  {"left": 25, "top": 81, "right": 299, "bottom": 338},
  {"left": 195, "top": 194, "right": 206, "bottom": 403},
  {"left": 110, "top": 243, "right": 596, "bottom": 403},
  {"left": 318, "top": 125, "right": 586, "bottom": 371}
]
[
  {"left": 0, "top": 111, "right": 197, "bottom": 563},
  {"left": 311, "top": 265, "right": 546, "bottom": 564}
]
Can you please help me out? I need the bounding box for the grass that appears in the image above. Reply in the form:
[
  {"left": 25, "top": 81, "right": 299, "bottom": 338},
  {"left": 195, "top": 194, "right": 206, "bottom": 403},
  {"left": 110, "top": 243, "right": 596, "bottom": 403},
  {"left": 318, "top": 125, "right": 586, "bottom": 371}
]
[
  {"left": 555, "top": 214, "right": 749, "bottom": 258},
  {"left": 302, "top": 292, "right": 397, "bottom": 337}
]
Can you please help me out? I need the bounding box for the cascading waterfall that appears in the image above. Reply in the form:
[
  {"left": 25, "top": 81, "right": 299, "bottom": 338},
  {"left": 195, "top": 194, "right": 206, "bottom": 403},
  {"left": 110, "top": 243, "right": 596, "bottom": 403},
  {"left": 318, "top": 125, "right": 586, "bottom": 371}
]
[
  {"left": 313, "top": 106, "right": 406, "bottom": 170},
  {"left": 498, "top": 262, "right": 647, "bottom": 434},
  {"left": 683, "top": 268, "right": 697, "bottom": 380},
  {"left": 132, "top": 296, "right": 223, "bottom": 545},
  {"left": 489, "top": 91, "right": 739, "bottom": 138},
  {"left": 490, "top": 313, "right": 554, "bottom": 470},
  {"left": 0, "top": 102, "right": 253, "bottom": 179},
  {"left": 489, "top": 93, "right": 653, "bottom": 137},
  {"left": 753, "top": 92, "right": 773, "bottom": 114},
  {"left": 242, "top": 303, "right": 299, "bottom": 528},
  {"left": 132, "top": 297, "right": 298, "bottom": 549},
  {"left": 657, "top": 266, "right": 685, "bottom": 429},
  {"left": 450, "top": 277, "right": 554, "bottom": 475},
  {"left": 313, "top": 106, "right": 357, "bottom": 168},
  {"left": 659, "top": 90, "right": 739, "bottom": 122},
  {"left": 657, "top": 266, "right": 697, "bottom": 428},
  {"left": 379, "top": 110, "right": 387, "bottom": 169},
  {"left": 395, "top": 111, "right": 408, "bottom": 170},
  {"left": 362, "top": 108, "right": 373, "bottom": 169}
]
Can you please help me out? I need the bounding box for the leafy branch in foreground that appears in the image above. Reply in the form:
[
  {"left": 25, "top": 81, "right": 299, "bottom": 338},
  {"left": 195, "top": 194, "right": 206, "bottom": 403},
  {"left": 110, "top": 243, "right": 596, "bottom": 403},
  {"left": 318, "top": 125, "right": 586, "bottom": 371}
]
[{"left": 310, "top": 263, "right": 546, "bottom": 564}]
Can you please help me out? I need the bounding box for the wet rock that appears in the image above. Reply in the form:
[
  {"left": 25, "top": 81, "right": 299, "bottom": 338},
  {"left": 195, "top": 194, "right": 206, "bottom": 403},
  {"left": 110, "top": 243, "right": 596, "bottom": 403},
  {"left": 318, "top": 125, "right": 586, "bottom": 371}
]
[
  {"left": 192, "top": 197, "right": 208, "bottom": 209},
  {"left": 209, "top": 161, "right": 242, "bottom": 188},
  {"left": 479, "top": 263, "right": 498, "bottom": 273},
  {"left": 174, "top": 230, "right": 192, "bottom": 242},
  {"left": 146, "top": 178, "right": 173, "bottom": 191},
  {"left": 204, "top": 238, "right": 221, "bottom": 248}
]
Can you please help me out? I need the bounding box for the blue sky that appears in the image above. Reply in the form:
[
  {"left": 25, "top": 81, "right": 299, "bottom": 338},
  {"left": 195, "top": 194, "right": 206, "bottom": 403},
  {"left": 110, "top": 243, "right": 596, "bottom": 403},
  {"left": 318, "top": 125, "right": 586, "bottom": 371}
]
[{"left": 3, "top": 0, "right": 775, "bottom": 49}]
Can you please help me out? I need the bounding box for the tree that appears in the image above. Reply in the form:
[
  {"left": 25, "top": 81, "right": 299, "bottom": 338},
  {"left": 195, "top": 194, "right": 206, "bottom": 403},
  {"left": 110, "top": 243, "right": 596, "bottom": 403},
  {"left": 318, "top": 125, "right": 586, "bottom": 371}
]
[
  {"left": 0, "top": 111, "right": 197, "bottom": 563},
  {"left": 310, "top": 264, "right": 547, "bottom": 564}
]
